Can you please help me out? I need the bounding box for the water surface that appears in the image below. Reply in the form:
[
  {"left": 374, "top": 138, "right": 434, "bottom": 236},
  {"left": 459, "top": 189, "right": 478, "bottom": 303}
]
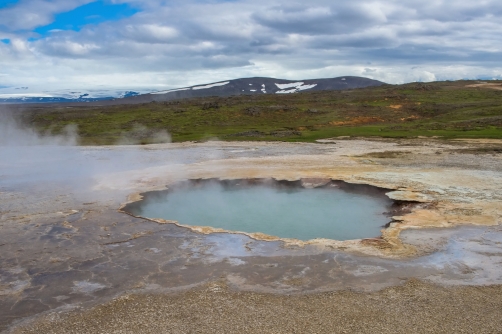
[{"left": 134, "top": 181, "right": 393, "bottom": 241}]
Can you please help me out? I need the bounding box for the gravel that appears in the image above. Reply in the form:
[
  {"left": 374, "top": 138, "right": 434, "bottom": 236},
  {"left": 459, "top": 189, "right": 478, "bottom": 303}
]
[{"left": 14, "top": 279, "right": 502, "bottom": 334}]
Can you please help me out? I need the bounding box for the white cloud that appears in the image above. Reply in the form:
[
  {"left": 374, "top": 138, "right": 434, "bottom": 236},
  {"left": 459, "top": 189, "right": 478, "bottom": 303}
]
[
  {"left": 123, "top": 24, "right": 178, "bottom": 43},
  {"left": 43, "top": 40, "right": 101, "bottom": 56},
  {"left": 1, "top": 0, "right": 502, "bottom": 91},
  {"left": 0, "top": 0, "right": 93, "bottom": 31}
]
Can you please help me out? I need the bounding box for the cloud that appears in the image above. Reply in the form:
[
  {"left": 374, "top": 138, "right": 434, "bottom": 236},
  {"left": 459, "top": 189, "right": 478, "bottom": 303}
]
[
  {"left": 41, "top": 39, "right": 101, "bottom": 57},
  {"left": 0, "top": 0, "right": 93, "bottom": 31},
  {"left": 122, "top": 24, "right": 178, "bottom": 43},
  {"left": 1, "top": 0, "right": 502, "bottom": 91},
  {"left": 252, "top": 3, "right": 388, "bottom": 35}
]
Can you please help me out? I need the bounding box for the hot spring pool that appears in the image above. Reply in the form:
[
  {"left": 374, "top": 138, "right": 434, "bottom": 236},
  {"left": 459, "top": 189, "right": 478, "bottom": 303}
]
[{"left": 127, "top": 179, "right": 395, "bottom": 241}]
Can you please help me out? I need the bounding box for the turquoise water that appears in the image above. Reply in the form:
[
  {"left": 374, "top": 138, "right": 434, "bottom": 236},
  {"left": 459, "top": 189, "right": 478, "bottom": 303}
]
[{"left": 134, "top": 182, "right": 392, "bottom": 241}]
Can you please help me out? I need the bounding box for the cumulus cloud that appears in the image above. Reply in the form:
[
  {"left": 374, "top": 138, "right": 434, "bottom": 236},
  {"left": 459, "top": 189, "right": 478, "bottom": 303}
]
[{"left": 0, "top": 0, "right": 502, "bottom": 91}]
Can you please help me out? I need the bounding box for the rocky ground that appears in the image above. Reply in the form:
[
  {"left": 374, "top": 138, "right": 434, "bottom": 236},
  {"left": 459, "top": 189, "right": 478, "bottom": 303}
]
[
  {"left": 14, "top": 280, "right": 502, "bottom": 334},
  {"left": 1, "top": 138, "right": 501, "bottom": 333}
]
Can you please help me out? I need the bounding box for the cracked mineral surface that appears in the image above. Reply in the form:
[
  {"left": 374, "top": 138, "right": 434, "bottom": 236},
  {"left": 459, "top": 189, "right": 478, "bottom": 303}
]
[{"left": 1, "top": 138, "right": 502, "bottom": 333}]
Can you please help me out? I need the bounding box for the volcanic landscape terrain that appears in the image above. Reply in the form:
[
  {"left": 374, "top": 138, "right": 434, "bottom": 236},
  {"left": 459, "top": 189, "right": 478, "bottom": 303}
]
[
  {"left": 1, "top": 80, "right": 501, "bottom": 333},
  {"left": 12, "top": 79, "right": 502, "bottom": 144}
]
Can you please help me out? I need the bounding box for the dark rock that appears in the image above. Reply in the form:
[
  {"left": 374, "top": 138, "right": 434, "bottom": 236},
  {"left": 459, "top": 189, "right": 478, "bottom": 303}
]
[
  {"left": 243, "top": 107, "right": 261, "bottom": 116},
  {"left": 228, "top": 130, "right": 265, "bottom": 137},
  {"left": 201, "top": 102, "right": 219, "bottom": 110},
  {"left": 270, "top": 130, "right": 301, "bottom": 137}
]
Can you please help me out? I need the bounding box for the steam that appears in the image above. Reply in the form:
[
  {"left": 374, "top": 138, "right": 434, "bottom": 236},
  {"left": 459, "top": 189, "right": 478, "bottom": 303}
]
[
  {"left": 0, "top": 107, "right": 219, "bottom": 194},
  {"left": 115, "top": 124, "right": 171, "bottom": 145},
  {"left": 0, "top": 109, "right": 84, "bottom": 188},
  {"left": 0, "top": 108, "right": 167, "bottom": 189},
  {"left": 0, "top": 110, "right": 79, "bottom": 146},
  {"left": 0, "top": 108, "right": 172, "bottom": 147}
]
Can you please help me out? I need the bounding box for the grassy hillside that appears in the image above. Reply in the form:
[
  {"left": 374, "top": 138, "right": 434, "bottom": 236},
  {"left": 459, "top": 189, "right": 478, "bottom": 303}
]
[{"left": 14, "top": 80, "right": 502, "bottom": 145}]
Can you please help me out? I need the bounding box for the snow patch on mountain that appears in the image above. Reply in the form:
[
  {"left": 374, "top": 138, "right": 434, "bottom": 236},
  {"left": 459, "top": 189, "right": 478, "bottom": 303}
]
[
  {"left": 120, "top": 91, "right": 140, "bottom": 98},
  {"left": 275, "top": 82, "right": 305, "bottom": 90},
  {"left": 192, "top": 81, "right": 230, "bottom": 90},
  {"left": 151, "top": 87, "right": 190, "bottom": 95},
  {"left": 0, "top": 93, "right": 54, "bottom": 98},
  {"left": 296, "top": 84, "right": 317, "bottom": 91},
  {"left": 275, "top": 82, "right": 317, "bottom": 94},
  {"left": 276, "top": 89, "right": 297, "bottom": 94},
  {"left": 0, "top": 88, "right": 142, "bottom": 103}
]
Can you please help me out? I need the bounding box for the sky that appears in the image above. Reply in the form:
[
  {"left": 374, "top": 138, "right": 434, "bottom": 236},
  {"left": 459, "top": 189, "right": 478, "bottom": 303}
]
[{"left": 0, "top": 0, "right": 502, "bottom": 94}]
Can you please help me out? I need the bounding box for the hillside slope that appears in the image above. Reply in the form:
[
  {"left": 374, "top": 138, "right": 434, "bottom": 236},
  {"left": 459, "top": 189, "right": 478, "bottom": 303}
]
[
  {"left": 115, "top": 76, "right": 384, "bottom": 103},
  {"left": 14, "top": 80, "right": 502, "bottom": 144},
  {"left": 0, "top": 77, "right": 383, "bottom": 104}
]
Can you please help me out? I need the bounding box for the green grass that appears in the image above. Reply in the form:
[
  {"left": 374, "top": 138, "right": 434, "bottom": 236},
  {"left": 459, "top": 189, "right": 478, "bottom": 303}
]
[{"left": 14, "top": 80, "right": 502, "bottom": 145}]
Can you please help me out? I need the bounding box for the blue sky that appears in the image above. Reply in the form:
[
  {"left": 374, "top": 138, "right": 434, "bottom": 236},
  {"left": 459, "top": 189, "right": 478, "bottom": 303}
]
[
  {"left": 0, "top": 0, "right": 139, "bottom": 34},
  {"left": 0, "top": 0, "right": 19, "bottom": 9},
  {"left": 33, "top": 1, "right": 139, "bottom": 36},
  {"left": 0, "top": 0, "right": 501, "bottom": 94}
]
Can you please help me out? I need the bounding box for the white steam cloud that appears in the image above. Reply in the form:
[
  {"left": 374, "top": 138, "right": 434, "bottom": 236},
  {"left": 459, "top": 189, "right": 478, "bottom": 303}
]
[
  {"left": 0, "top": 108, "right": 175, "bottom": 190},
  {"left": 0, "top": 110, "right": 79, "bottom": 146}
]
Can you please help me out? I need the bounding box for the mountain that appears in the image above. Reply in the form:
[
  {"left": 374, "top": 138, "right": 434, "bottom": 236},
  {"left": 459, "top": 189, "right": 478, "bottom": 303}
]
[
  {"left": 117, "top": 76, "right": 384, "bottom": 104},
  {"left": 0, "top": 90, "right": 141, "bottom": 104},
  {"left": 0, "top": 76, "right": 384, "bottom": 104}
]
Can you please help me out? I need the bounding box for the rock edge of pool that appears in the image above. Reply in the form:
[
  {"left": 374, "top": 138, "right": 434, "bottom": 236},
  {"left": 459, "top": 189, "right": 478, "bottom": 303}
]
[{"left": 120, "top": 177, "right": 425, "bottom": 252}]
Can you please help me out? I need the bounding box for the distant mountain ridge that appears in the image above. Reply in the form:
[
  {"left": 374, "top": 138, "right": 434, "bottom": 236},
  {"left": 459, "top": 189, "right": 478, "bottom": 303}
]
[
  {"left": 0, "top": 76, "right": 384, "bottom": 104},
  {"left": 0, "top": 91, "right": 140, "bottom": 104},
  {"left": 120, "top": 76, "right": 384, "bottom": 103}
]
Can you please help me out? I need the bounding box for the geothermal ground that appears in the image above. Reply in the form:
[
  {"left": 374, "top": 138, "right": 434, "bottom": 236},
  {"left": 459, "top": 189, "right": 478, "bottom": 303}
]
[{"left": 1, "top": 138, "right": 502, "bottom": 333}]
